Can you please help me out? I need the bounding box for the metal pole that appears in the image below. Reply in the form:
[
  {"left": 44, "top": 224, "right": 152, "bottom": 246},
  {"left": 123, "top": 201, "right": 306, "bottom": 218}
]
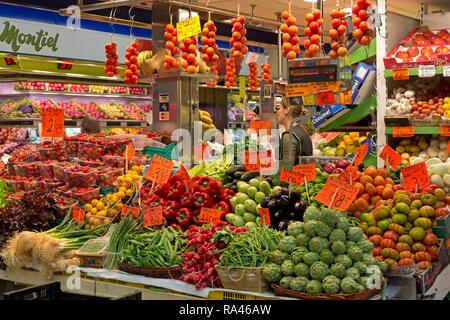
[
  {"left": 376, "top": 0, "right": 387, "bottom": 168},
  {"left": 275, "top": 12, "right": 282, "bottom": 81}
]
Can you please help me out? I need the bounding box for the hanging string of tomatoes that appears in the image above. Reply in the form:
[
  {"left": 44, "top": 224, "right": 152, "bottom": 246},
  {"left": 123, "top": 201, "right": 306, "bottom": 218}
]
[
  {"left": 180, "top": 36, "right": 199, "bottom": 75},
  {"left": 124, "top": 41, "right": 139, "bottom": 84},
  {"left": 163, "top": 23, "right": 179, "bottom": 71},
  {"left": 304, "top": 9, "right": 323, "bottom": 58},
  {"left": 225, "top": 58, "right": 236, "bottom": 88},
  {"left": 261, "top": 63, "right": 272, "bottom": 83},
  {"left": 230, "top": 16, "right": 248, "bottom": 62},
  {"left": 328, "top": 8, "right": 348, "bottom": 59},
  {"left": 247, "top": 62, "right": 258, "bottom": 90},
  {"left": 104, "top": 42, "right": 119, "bottom": 77},
  {"left": 201, "top": 20, "right": 219, "bottom": 87},
  {"left": 280, "top": 11, "right": 300, "bottom": 60},
  {"left": 352, "top": 0, "right": 374, "bottom": 46}
]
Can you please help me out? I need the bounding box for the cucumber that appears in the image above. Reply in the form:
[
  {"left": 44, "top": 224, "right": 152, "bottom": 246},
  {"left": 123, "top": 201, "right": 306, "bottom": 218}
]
[
  {"left": 241, "top": 171, "right": 260, "bottom": 181},
  {"left": 226, "top": 165, "right": 245, "bottom": 175},
  {"left": 234, "top": 171, "right": 245, "bottom": 178},
  {"left": 223, "top": 182, "right": 234, "bottom": 189}
]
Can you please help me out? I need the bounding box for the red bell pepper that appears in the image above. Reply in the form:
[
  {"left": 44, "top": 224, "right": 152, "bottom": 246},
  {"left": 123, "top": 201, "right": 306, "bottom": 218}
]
[
  {"left": 191, "top": 208, "right": 201, "bottom": 226},
  {"left": 192, "top": 191, "right": 214, "bottom": 208},
  {"left": 163, "top": 200, "right": 181, "bottom": 221},
  {"left": 176, "top": 208, "right": 192, "bottom": 228},
  {"left": 180, "top": 192, "right": 193, "bottom": 208},
  {"left": 197, "top": 176, "right": 222, "bottom": 195},
  {"left": 169, "top": 222, "right": 184, "bottom": 232},
  {"left": 154, "top": 182, "right": 171, "bottom": 198},
  {"left": 213, "top": 201, "right": 230, "bottom": 218},
  {"left": 218, "top": 188, "right": 235, "bottom": 202},
  {"left": 192, "top": 176, "right": 202, "bottom": 192},
  {"left": 167, "top": 180, "right": 186, "bottom": 201},
  {"left": 168, "top": 173, "right": 182, "bottom": 185}
]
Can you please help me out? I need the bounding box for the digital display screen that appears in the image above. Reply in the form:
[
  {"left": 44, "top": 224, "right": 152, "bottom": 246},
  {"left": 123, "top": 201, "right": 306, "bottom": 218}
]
[
  {"left": 57, "top": 60, "right": 73, "bottom": 70},
  {"left": 289, "top": 65, "right": 337, "bottom": 83},
  {"left": 4, "top": 57, "right": 16, "bottom": 65}
]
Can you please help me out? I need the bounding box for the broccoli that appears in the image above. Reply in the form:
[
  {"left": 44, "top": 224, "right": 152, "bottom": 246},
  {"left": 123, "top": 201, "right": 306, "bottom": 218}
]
[
  {"left": 353, "top": 261, "right": 368, "bottom": 275},
  {"left": 281, "top": 260, "right": 295, "bottom": 276},
  {"left": 341, "top": 277, "right": 360, "bottom": 294},
  {"left": 330, "top": 263, "right": 346, "bottom": 279},
  {"left": 306, "top": 280, "right": 322, "bottom": 294},
  {"left": 309, "top": 237, "right": 330, "bottom": 254},
  {"left": 287, "top": 221, "right": 304, "bottom": 237},
  {"left": 290, "top": 276, "right": 308, "bottom": 292},
  {"left": 336, "top": 217, "right": 350, "bottom": 232},
  {"left": 347, "top": 246, "right": 363, "bottom": 262},
  {"left": 262, "top": 263, "right": 283, "bottom": 282},
  {"left": 294, "top": 263, "right": 310, "bottom": 278},
  {"left": 303, "top": 206, "right": 321, "bottom": 222},
  {"left": 357, "top": 240, "right": 374, "bottom": 254},
  {"left": 315, "top": 221, "right": 332, "bottom": 238},
  {"left": 322, "top": 275, "right": 341, "bottom": 294},
  {"left": 310, "top": 261, "right": 330, "bottom": 281},
  {"left": 291, "top": 247, "right": 309, "bottom": 265},
  {"left": 304, "top": 221, "right": 318, "bottom": 237},
  {"left": 345, "top": 267, "right": 361, "bottom": 281},
  {"left": 320, "top": 249, "right": 335, "bottom": 265},
  {"left": 319, "top": 208, "right": 339, "bottom": 227},
  {"left": 331, "top": 241, "right": 346, "bottom": 255},
  {"left": 280, "top": 276, "right": 294, "bottom": 289},
  {"left": 347, "top": 227, "right": 364, "bottom": 242},
  {"left": 278, "top": 236, "right": 297, "bottom": 254},
  {"left": 329, "top": 229, "right": 346, "bottom": 243},
  {"left": 302, "top": 252, "right": 320, "bottom": 266},
  {"left": 335, "top": 255, "right": 353, "bottom": 269},
  {"left": 296, "top": 234, "right": 311, "bottom": 247},
  {"left": 270, "top": 250, "right": 290, "bottom": 265},
  {"left": 359, "top": 276, "right": 369, "bottom": 288}
]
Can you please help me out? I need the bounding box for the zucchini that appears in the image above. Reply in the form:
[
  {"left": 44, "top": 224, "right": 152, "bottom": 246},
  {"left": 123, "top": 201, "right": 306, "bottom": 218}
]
[
  {"left": 234, "top": 171, "right": 245, "bottom": 178},
  {"left": 226, "top": 165, "right": 245, "bottom": 175},
  {"left": 241, "top": 171, "right": 260, "bottom": 181},
  {"left": 223, "top": 182, "right": 234, "bottom": 189}
]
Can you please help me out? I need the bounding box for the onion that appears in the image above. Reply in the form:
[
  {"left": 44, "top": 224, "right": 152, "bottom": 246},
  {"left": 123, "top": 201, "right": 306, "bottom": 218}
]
[
  {"left": 333, "top": 168, "right": 344, "bottom": 174},
  {"left": 322, "top": 162, "right": 336, "bottom": 174},
  {"left": 336, "top": 159, "right": 349, "bottom": 169}
]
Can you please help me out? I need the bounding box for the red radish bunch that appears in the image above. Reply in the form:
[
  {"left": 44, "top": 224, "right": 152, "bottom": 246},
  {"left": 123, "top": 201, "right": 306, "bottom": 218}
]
[
  {"left": 225, "top": 58, "right": 236, "bottom": 87},
  {"left": 201, "top": 20, "right": 219, "bottom": 87},
  {"left": 180, "top": 36, "right": 199, "bottom": 75},
  {"left": 124, "top": 41, "right": 140, "bottom": 84},
  {"left": 303, "top": 9, "right": 323, "bottom": 58},
  {"left": 261, "top": 63, "right": 272, "bottom": 83},
  {"left": 230, "top": 16, "right": 248, "bottom": 62},
  {"left": 328, "top": 8, "right": 348, "bottom": 59},
  {"left": 280, "top": 11, "right": 300, "bottom": 60},
  {"left": 247, "top": 62, "right": 258, "bottom": 90},
  {"left": 104, "top": 42, "right": 119, "bottom": 77},
  {"left": 163, "top": 24, "right": 179, "bottom": 71},
  {"left": 352, "top": 0, "right": 374, "bottom": 46}
]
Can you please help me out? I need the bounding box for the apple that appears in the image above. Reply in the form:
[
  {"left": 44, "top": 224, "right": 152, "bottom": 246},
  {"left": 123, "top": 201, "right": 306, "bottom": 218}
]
[
  {"left": 420, "top": 47, "right": 434, "bottom": 57},
  {"left": 395, "top": 51, "right": 409, "bottom": 60},
  {"left": 423, "top": 31, "right": 435, "bottom": 39},
  {"left": 413, "top": 35, "right": 426, "bottom": 45},
  {"left": 435, "top": 46, "right": 450, "bottom": 54},
  {"left": 416, "top": 55, "right": 429, "bottom": 62},
  {"left": 407, "top": 47, "right": 419, "bottom": 57},
  {"left": 432, "top": 37, "right": 446, "bottom": 45}
]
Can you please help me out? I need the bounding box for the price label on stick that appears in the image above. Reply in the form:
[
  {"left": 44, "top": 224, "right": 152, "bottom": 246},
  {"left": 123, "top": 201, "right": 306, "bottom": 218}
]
[
  {"left": 447, "top": 140, "right": 450, "bottom": 153},
  {"left": 315, "top": 177, "right": 358, "bottom": 211},
  {"left": 143, "top": 206, "right": 163, "bottom": 227},
  {"left": 175, "top": 164, "right": 193, "bottom": 192},
  {"left": 392, "top": 126, "right": 414, "bottom": 138},
  {"left": 243, "top": 150, "right": 260, "bottom": 172},
  {"left": 336, "top": 165, "right": 358, "bottom": 187},
  {"left": 72, "top": 206, "right": 85, "bottom": 224},
  {"left": 280, "top": 168, "right": 306, "bottom": 186},
  {"left": 393, "top": 68, "right": 409, "bottom": 81},
  {"left": 124, "top": 143, "right": 135, "bottom": 159},
  {"left": 440, "top": 125, "right": 450, "bottom": 137},
  {"left": 41, "top": 108, "right": 64, "bottom": 138},
  {"left": 145, "top": 155, "right": 174, "bottom": 185},
  {"left": 379, "top": 144, "right": 402, "bottom": 170},
  {"left": 199, "top": 208, "right": 222, "bottom": 224},
  {"left": 293, "top": 164, "right": 316, "bottom": 182},
  {"left": 259, "top": 207, "right": 271, "bottom": 226},
  {"left": 249, "top": 120, "right": 271, "bottom": 134},
  {"left": 121, "top": 205, "right": 140, "bottom": 218},
  {"left": 401, "top": 162, "right": 430, "bottom": 192},
  {"left": 176, "top": 15, "right": 201, "bottom": 41},
  {"left": 353, "top": 143, "right": 368, "bottom": 167}
]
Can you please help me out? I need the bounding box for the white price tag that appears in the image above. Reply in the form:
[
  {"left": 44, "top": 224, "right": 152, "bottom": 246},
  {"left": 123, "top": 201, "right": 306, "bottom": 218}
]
[
  {"left": 443, "top": 66, "right": 450, "bottom": 78},
  {"left": 245, "top": 52, "right": 259, "bottom": 64},
  {"left": 418, "top": 65, "right": 436, "bottom": 78}
]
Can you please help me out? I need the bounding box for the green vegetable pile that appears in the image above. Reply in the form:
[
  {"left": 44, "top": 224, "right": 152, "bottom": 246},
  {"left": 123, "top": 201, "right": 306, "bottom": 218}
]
[
  {"left": 263, "top": 206, "right": 388, "bottom": 295},
  {"left": 288, "top": 168, "right": 329, "bottom": 207},
  {"left": 0, "top": 180, "right": 11, "bottom": 208},
  {"left": 188, "top": 156, "right": 233, "bottom": 182}
]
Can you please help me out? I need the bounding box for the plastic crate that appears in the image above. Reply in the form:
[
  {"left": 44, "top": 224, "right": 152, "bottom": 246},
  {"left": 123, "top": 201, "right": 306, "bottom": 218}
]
[
  {"left": 77, "top": 142, "right": 105, "bottom": 160},
  {"left": 36, "top": 162, "right": 56, "bottom": 180},
  {"left": 54, "top": 198, "right": 78, "bottom": 219},
  {"left": 105, "top": 138, "right": 132, "bottom": 156},
  {"left": 65, "top": 167, "right": 98, "bottom": 188},
  {"left": 53, "top": 163, "right": 75, "bottom": 183},
  {"left": 6, "top": 180, "right": 25, "bottom": 192},
  {"left": 97, "top": 168, "right": 123, "bottom": 188},
  {"left": 14, "top": 162, "right": 40, "bottom": 178},
  {"left": 69, "top": 187, "right": 100, "bottom": 205},
  {"left": 64, "top": 140, "right": 78, "bottom": 157},
  {"left": 39, "top": 146, "right": 66, "bottom": 161},
  {"left": 76, "top": 158, "right": 103, "bottom": 168},
  {"left": 143, "top": 143, "right": 177, "bottom": 161},
  {"left": 102, "top": 155, "right": 125, "bottom": 168}
]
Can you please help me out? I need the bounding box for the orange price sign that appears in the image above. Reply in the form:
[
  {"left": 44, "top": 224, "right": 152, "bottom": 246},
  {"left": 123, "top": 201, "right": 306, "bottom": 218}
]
[
  {"left": 440, "top": 125, "right": 450, "bottom": 137},
  {"left": 293, "top": 164, "right": 316, "bottom": 182},
  {"left": 121, "top": 205, "right": 140, "bottom": 218},
  {"left": 392, "top": 126, "right": 414, "bottom": 138},
  {"left": 143, "top": 206, "right": 164, "bottom": 227},
  {"left": 336, "top": 165, "right": 358, "bottom": 187},
  {"left": 259, "top": 207, "right": 271, "bottom": 226},
  {"left": 243, "top": 150, "right": 260, "bottom": 172},
  {"left": 393, "top": 68, "right": 409, "bottom": 81},
  {"left": 447, "top": 140, "right": 450, "bottom": 153},
  {"left": 401, "top": 162, "right": 430, "bottom": 192},
  {"left": 124, "top": 143, "right": 136, "bottom": 160},
  {"left": 315, "top": 177, "right": 358, "bottom": 211},
  {"left": 280, "top": 168, "right": 305, "bottom": 186},
  {"left": 379, "top": 144, "right": 402, "bottom": 170},
  {"left": 353, "top": 143, "right": 368, "bottom": 167},
  {"left": 145, "top": 155, "right": 174, "bottom": 185},
  {"left": 175, "top": 164, "right": 193, "bottom": 192},
  {"left": 72, "top": 206, "right": 85, "bottom": 224},
  {"left": 249, "top": 120, "right": 271, "bottom": 134},
  {"left": 41, "top": 108, "right": 65, "bottom": 138},
  {"left": 317, "top": 91, "right": 336, "bottom": 106},
  {"left": 199, "top": 207, "right": 222, "bottom": 224}
]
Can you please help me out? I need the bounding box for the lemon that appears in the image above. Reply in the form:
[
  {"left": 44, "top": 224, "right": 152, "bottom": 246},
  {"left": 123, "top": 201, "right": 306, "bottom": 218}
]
[
  {"left": 116, "top": 176, "right": 125, "bottom": 184},
  {"left": 111, "top": 195, "right": 120, "bottom": 203},
  {"left": 125, "top": 189, "right": 133, "bottom": 196},
  {"left": 132, "top": 165, "right": 139, "bottom": 172},
  {"left": 91, "top": 208, "right": 98, "bottom": 215},
  {"left": 119, "top": 186, "right": 127, "bottom": 193},
  {"left": 115, "top": 203, "right": 123, "bottom": 210},
  {"left": 125, "top": 177, "right": 133, "bottom": 184},
  {"left": 84, "top": 204, "right": 93, "bottom": 212},
  {"left": 117, "top": 191, "right": 125, "bottom": 199},
  {"left": 91, "top": 199, "right": 99, "bottom": 207},
  {"left": 97, "top": 210, "right": 107, "bottom": 217},
  {"left": 96, "top": 202, "right": 105, "bottom": 211},
  {"left": 86, "top": 213, "right": 92, "bottom": 220},
  {"left": 104, "top": 218, "right": 111, "bottom": 224}
]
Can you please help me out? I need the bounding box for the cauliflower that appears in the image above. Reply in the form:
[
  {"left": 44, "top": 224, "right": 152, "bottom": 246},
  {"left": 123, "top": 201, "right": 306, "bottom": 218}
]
[
  {"left": 281, "top": 260, "right": 295, "bottom": 276},
  {"left": 331, "top": 241, "right": 346, "bottom": 255},
  {"left": 270, "top": 250, "right": 290, "bottom": 265},
  {"left": 377, "top": 261, "right": 389, "bottom": 273},
  {"left": 353, "top": 261, "right": 368, "bottom": 275},
  {"left": 287, "top": 221, "right": 304, "bottom": 237},
  {"left": 315, "top": 221, "right": 332, "bottom": 238},
  {"left": 320, "top": 249, "right": 335, "bottom": 265},
  {"left": 278, "top": 236, "right": 297, "bottom": 254},
  {"left": 322, "top": 275, "right": 341, "bottom": 294},
  {"left": 294, "top": 263, "right": 310, "bottom": 278},
  {"left": 303, "top": 206, "right": 321, "bottom": 222},
  {"left": 262, "top": 263, "right": 283, "bottom": 282},
  {"left": 302, "top": 252, "right": 320, "bottom": 266},
  {"left": 319, "top": 208, "right": 339, "bottom": 227},
  {"left": 347, "top": 227, "right": 364, "bottom": 242},
  {"left": 357, "top": 240, "right": 374, "bottom": 254},
  {"left": 306, "top": 279, "right": 322, "bottom": 294},
  {"left": 347, "top": 246, "right": 363, "bottom": 262},
  {"left": 309, "top": 236, "right": 330, "bottom": 254},
  {"left": 359, "top": 276, "right": 369, "bottom": 288},
  {"left": 290, "top": 276, "right": 308, "bottom": 292},
  {"left": 280, "top": 276, "right": 294, "bottom": 289},
  {"left": 296, "top": 234, "right": 311, "bottom": 247},
  {"left": 336, "top": 217, "right": 350, "bottom": 232},
  {"left": 330, "top": 263, "right": 346, "bottom": 279},
  {"left": 310, "top": 261, "right": 330, "bottom": 281},
  {"left": 329, "top": 229, "right": 346, "bottom": 243},
  {"left": 335, "top": 255, "right": 353, "bottom": 269},
  {"left": 291, "top": 247, "right": 309, "bottom": 264},
  {"left": 341, "top": 277, "right": 360, "bottom": 294},
  {"left": 304, "top": 221, "right": 318, "bottom": 237},
  {"left": 345, "top": 267, "right": 361, "bottom": 281}
]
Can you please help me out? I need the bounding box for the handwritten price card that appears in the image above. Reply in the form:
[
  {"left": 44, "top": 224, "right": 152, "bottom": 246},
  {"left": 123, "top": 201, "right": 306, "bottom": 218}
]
[
  {"left": 41, "top": 108, "right": 64, "bottom": 138},
  {"left": 143, "top": 206, "right": 163, "bottom": 227},
  {"left": 259, "top": 208, "right": 271, "bottom": 226},
  {"left": 293, "top": 164, "right": 316, "bottom": 182},
  {"left": 317, "top": 91, "right": 336, "bottom": 106},
  {"left": 145, "top": 155, "right": 174, "bottom": 185},
  {"left": 336, "top": 165, "right": 358, "bottom": 187},
  {"left": 315, "top": 177, "right": 358, "bottom": 211},
  {"left": 176, "top": 164, "right": 193, "bottom": 191},
  {"left": 199, "top": 208, "right": 222, "bottom": 224},
  {"left": 121, "top": 205, "right": 140, "bottom": 218},
  {"left": 280, "top": 168, "right": 305, "bottom": 186},
  {"left": 176, "top": 15, "right": 201, "bottom": 41},
  {"left": 124, "top": 143, "right": 136, "bottom": 160},
  {"left": 392, "top": 126, "right": 414, "bottom": 138},
  {"left": 401, "top": 162, "right": 430, "bottom": 192},
  {"left": 379, "top": 144, "right": 402, "bottom": 170},
  {"left": 72, "top": 206, "right": 85, "bottom": 224},
  {"left": 249, "top": 120, "right": 271, "bottom": 134},
  {"left": 353, "top": 143, "right": 368, "bottom": 166},
  {"left": 440, "top": 125, "right": 450, "bottom": 137},
  {"left": 393, "top": 69, "right": 409, "bottom": 81}
]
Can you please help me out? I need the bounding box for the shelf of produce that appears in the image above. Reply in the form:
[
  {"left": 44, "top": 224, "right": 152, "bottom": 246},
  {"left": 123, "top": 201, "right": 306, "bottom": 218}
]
[
  {"left": 1, "top": 91, "right": 153, "bottom": 100},
  {"left": 385, "top": 126, "right": 439, "bottom": 135},
  {"left": 319, "top": 96, "right": 377, "bottom": 133},
  {"left": 384, "top": 66, "right": 446, "bottom": 78},
  {"left": 140, "top": 71, "right": 215, "bottom": 83},
  {"left": 0, "top": 118, "right": 149, "bottom": 128},
  {"left": 197, "top": 84, "right": 261, "bottom": 92},
  {"left": 349, "top": 38, "right": 376, "bottom": 64}
]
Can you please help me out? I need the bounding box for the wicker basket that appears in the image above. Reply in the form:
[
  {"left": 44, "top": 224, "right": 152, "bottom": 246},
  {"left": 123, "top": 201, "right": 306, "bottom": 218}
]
[
  {"left": 118, "top": 263, "right": 182, "bottom": 279},
  {"left": 271, "top": 283, "right": 381, "bottom": 300},
  {"left": 216, "top": 266, "right": 270, "bottom": 293}
]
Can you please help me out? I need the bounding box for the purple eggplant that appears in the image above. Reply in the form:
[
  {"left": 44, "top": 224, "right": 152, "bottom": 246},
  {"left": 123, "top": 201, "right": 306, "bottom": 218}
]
[
  {"left": 272, "top": 210, "right": 285, "bottom": 224},
  {"left": 289, "top": 190, "right": 301, "bottom": 202},
  {"left": 279, "top": 195, "right": 292, "bottom": 211},
  {"left": 275, "top": 188, "right": 289, "bottom": 198},
  {"left": 268, "top": 200, "right": 280, "bottom": 215},
  {"left": 277, "top": 219, "right": 289, "bottom": 231},
  {"left": 260, "top": 197, "right": 270, "bottom": 208}
]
